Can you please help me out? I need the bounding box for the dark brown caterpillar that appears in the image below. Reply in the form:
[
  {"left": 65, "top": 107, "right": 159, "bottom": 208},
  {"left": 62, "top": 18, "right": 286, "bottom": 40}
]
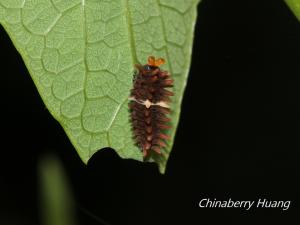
[{"left": 129, "top": 56, "right": 174, "bottom": 158}]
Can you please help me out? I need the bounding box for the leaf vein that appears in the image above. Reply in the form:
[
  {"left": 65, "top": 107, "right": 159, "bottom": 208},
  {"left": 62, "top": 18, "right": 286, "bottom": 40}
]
[
  {"left": 156, "top": 0, "right": 173, "bottom": 75},
  {"left": 123, "top": 0, "right": 138, "bottom": 64}
]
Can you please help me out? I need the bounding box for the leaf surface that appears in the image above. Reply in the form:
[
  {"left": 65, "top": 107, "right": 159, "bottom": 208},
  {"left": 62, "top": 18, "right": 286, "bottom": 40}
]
[
  {"left": 285, "top": 0, "right": 300, "bottom": 21},
  {"left": 0, "top": 0, "right": 201, "bottom": 173},
  {"left": 39, "top": 155, "right": 77, "bottom": 225}
]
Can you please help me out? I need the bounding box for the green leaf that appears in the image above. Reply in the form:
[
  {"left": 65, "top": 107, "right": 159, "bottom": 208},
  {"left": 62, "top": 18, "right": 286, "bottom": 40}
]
[
  {"left": 0, "top": 0, "right": 200, "bottom": 173},
  {"left": 39, "top": 154, "right": 77, "bottom": 225},
  {"left": 284, "top": 0, "right": 300, "bottom": 21}
]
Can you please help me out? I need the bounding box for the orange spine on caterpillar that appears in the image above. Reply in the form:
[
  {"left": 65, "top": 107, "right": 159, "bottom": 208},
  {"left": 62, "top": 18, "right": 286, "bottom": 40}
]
[{"left": 129, "top": 56, "right": 174, "bottom": 158}]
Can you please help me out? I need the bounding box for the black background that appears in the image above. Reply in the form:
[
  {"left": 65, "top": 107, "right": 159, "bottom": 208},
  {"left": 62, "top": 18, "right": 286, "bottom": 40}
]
[{"left": 0, "top": 0, "right": 300, "bottom": 224}]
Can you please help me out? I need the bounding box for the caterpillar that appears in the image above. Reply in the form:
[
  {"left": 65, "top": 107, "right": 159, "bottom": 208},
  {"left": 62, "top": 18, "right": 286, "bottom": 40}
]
[{"left": 129, "top": 56, "right": 174, "bottom": 158}]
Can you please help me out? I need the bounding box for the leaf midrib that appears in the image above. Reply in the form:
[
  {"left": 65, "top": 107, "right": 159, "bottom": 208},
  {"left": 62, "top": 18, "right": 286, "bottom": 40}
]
[
  {"left": 124, "top": 0, "right": 138, "bottom": 64},
  {"left": 79, "top": 0, "right": 135, "bottom": 155}
]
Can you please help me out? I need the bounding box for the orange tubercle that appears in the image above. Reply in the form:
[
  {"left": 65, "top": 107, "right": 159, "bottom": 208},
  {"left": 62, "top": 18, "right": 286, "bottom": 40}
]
[
  {"left": 147, "top": 56, "right": 166, "bottom": 67},
  {"left": 148, "top": 56, "right": 155, "bottom": 66}
]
